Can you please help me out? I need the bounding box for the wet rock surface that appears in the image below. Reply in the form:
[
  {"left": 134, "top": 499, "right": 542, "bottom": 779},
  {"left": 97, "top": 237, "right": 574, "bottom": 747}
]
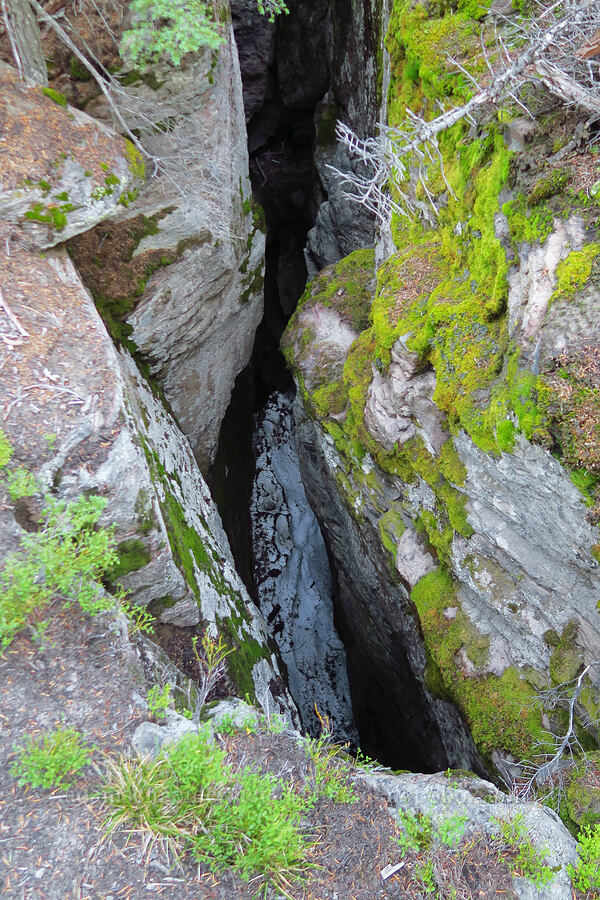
[{"left": 251, "top": 393, "right": 356, "bottom": 740}]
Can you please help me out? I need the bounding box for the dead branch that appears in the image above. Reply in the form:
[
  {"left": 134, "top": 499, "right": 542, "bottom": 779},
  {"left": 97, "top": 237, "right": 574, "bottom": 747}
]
[{"left": 330, "top": 0, "right": 600, "bottom": 224}]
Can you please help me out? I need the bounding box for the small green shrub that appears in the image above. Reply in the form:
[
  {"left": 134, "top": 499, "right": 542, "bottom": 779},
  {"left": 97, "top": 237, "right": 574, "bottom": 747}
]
[
  {"left": 396, "top": 808, "right": 433, "bottom": 853},
  {"left": 102, "top": 726, "right": 311, "bottom": 892},
  {"left": 414, "top": 858, "right": 437, "bottom": 894},
  {"left": 6, "top": 467, "right": 38, "bottom": 500},
  {"left": 304, "top": 733, "right": 356, "bottom": 805},
  {"left": 120, "top": 598, "right": 154, "bottom": 635},
  {"left": 494, "top": 813, "right": 554, "bottom": 888},
  {"left": 121, "top": 0, "right": 288, "bottom": 67},
  {"left": 0, "top": 430, "right": 13, "bottom": 467},
  {"left": 10, "top": 727, "right": 92, "bottom": 789},
  {"left": 437, "top": 812, "right": 468, "bottom": 848},
  {"left": 568, "top": 824, "right": 600, "bottom": 895},
  {"left": 0, "top": 493, "right": 118, "bottom": 648},
  {"left": 147, "top": 684, "right": 171, "bottom": 721}
]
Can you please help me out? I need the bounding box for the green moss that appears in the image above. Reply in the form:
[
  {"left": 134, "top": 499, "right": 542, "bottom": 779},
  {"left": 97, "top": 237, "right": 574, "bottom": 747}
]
[
  {"left": 549, "top": 621, "right": 584, "bottom": 685},
  {"left": 38, "top": 180, "right": 51, "bottom": 194},
  {"left": 106, "top": 538, "right": 151, "bottom": 579},
  {"left": 124, "top": 139, "right": 146, "bottom": 180},
  {"left": 551, "top": 244, "right": 600, "bottom": 302},
  {"left": 378, "top": 505, "right": 406, "bottom": 559},
  {"left": 310, "top": 248, "right": 376, "bottom": 333},
  {"left": 24, "top": 202, "right": 68, "bottom": 231},
  {"left": 42, "top": 87, "right": 68, "bottom": 107},
  {"left": 135, "top": 488, "right": 156, "bottom": 535},
  {"left": 527, "top": 168, "right": 570, "bottom": 205},
  {"left": 411, "top": 569, "right": 548, "bottom": 757},
  {"left": 502, "top": 194, "right": 554, "bottom": 245},
  {"left": 120, "top": 69, "right": 164, "bottom": 91},
  {"left": 316, "top": 97, "right": 343, "bottom": 148},
  {"left": 566, "top": 755, "right": 600, "bottom": 829},
  {"left": 69, "top": 55, "right": 91, "bottom": 81}
]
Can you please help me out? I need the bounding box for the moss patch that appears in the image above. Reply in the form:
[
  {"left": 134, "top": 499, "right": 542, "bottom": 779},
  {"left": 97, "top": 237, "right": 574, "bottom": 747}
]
[
  {"left": 551, "top": 243, "right": 600, "bottom": 302},
  {"left": 566, "top": 755, "right": 600, "bottom": 829},
  {"left": 411, "top": 569, "right": 548, "bottom": 758},
  {"left": 105, "top": 538, "right": 151, "bottom": 579},
  {"left": 310, "top": 248, "right": 375, "bottom": 333}
]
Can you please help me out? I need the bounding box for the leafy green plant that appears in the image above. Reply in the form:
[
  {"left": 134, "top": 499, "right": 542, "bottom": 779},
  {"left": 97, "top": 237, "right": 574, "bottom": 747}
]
[
  {"left": 395, "top": 808, "right": 433, "bottom": 853},
  {"left": 414, "top": 858, "right": 437, "bottom": 895},
  {"left": 304, "top": 733, "right": 356, "bottom": 805},
  {"left": 0, "top": 429, "right": 13, "bottom": 467},
  {"left": 121, "top": 0, "right": 288, "bottom": 67},
  {"left": 6, "top": 467, "right": 38, "bottom": 500},
  {"left": 10, "top": 727, "right": 93, "bottom": 789},
  {"left": 0, "top": 492, "right": 118, "bottom": 648},
  {"left": 568, "top": 824, "right": 600, "bottom": 895},
  {"left": 437, "top": 812, "right": 468, "bottom": 848},
  {"left": 101, "top": 725, "right": 311, "bottom": 893},
  {"left": 494, "top": 813, "right": 554, "bottom": 888},
  {"left": 191, "top": 632, "right": 233, "bottom": 718},
  {"left": 120, "top": 597, "right": 154, "bottom": 635},
  {"left": 257, "top": 0, "right": 289, "bottom": 21},
  {"left": 147, "top": 684, "right": 171, "bottom": 721},
  {"left": 263, "top": 711, "right": 286, "bottom": 734},
  {"left": 120, "top": 0, "right": 223, "bottom": 67}
]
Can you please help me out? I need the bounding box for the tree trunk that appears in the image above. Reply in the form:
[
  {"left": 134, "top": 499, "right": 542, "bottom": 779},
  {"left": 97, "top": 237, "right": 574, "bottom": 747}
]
[{"left": 2, "top": 0, "right": 47, "bottom": 84}]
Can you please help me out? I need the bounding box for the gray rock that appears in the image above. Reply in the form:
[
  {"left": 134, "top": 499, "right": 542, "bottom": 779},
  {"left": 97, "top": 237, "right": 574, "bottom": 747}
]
[
  {"left": 86, "top": 33, "right": 265, "bottom": 471},
  {"left": 294, "top": 394, "right": 483, "bottom": 773},
  {"left": 361, "top": 769, "right": 577, "bottom": 899},
  {"left": 131, "top": 710, "right": 198, "bottom": 757},
  {"left": 503, "top": 118, "right": 537, "bottom": 152},
  {"left": 0, "top": 236, "right": 296, "bottom": 723},
  {"left": 251, "top": 394, "right": 356, "bottom": 740},
  {"left": 0, "top": 62, "right": 143, "bottom": 249}
]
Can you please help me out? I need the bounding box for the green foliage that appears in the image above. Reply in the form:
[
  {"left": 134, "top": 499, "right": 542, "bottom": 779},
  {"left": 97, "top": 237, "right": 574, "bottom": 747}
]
[
  {"left": 147, "top": 684, "right": 172, "bottom": 721},
  {"left": 414, "top": 858, "right": 436, "bottom": 894},
  {"left": 0, "top": 429, "right": 13, "bottom": 467},
  {"left": 121, "top": 0, "right": 288, "bottom": 67},
  {"left": 494, "top": 813, "right": 554, "bottom": 888},
  {"left": 256, "top": 0, "right": 289, "bottom": 22},
  {"left": 120, "top": 0, "right": 223, "bottom": 67},
  {"left": 395, "top": 808, "right": 468, "bottom": 854},
  {"left": 120, "top": 597, "right": 154, "bottom": 635},
  {"left": 396, "top": 808, "right": 433, "bottom": 853},
  {"left": 437, "top": 812, "right": 468, "bottom": 848},
  {"left": 41, "top": 87, "right": 68, "bottom": 107},
  {"left": 303, "top": 733, "right": 356, "bottom": 805},
  {"left": 10, "top": 727, "right": 92, "bottom": 789},
  {"left": 101, "top": 725, "right": 310, "bottom": 892},
  {"left": 0, "top": 492, "right": 118, "bottom": 648},
  {"left": 568, "top": 824, "right": 600, "bottom": 895},
  {"left": 6, "top": 467, "right": 38, "bottom": 500}
]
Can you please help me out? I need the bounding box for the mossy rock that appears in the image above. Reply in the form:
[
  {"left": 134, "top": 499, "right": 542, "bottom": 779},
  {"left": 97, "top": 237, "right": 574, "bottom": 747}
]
[
  {"left": 566, "top": 754, "right": 600, "bottom": 828},
  {"left": 106, "top": 538, "right": 151, "bottom": 579},
  {"left": 549, "top": 621, "right": 584, "bottom": 686}
]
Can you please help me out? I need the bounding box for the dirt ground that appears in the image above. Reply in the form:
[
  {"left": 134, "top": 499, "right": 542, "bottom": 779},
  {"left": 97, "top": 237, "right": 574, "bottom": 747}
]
[{"left": 0, "top": 602, "right": 534, "bottom": 900}]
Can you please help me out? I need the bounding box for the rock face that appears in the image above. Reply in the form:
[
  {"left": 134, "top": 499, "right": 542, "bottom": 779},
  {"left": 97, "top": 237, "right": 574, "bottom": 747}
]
[
  {"left": 294, "top": 393, "right": 483, "bottom": 772},
  {"left": 251, "top": 393, "right": 356, "bottom": 740},
  {"left": 0, "top": 62, "right": 144, "bottom": 248},
  {"left": 68, "top": 29, "right": 265, "bottom": 472},
  {"left": 362, "top": 769, "right": 577, "bottom": 900},
  {"left": 0, "top": 227, "right": 295, "bottom": 721},
  {"left": 304, "top": 0, "right": 391, "bottom": 275},
  {"left": 284, "top": 91, "right": 600, "bottom": 775}
]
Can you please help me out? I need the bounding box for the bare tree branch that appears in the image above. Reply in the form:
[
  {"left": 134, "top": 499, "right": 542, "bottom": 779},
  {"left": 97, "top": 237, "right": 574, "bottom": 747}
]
[{"left": 330, "top": 0, "right": 600, "bottom": 224}]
